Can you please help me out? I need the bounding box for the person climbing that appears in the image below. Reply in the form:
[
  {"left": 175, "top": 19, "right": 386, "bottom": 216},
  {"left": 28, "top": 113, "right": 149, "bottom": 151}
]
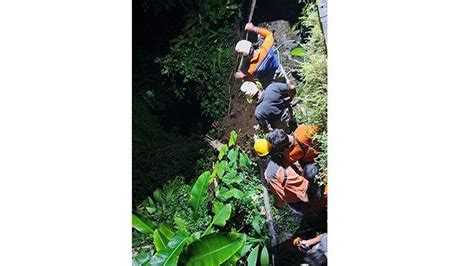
[
  {"left": 234, "top": 22, "right": 284, "bottom": 88},
  {"left": 264, "top": 158, "right": 310, "bottom": 210},
  {"left": 263, "top": 158, "right": 326, "bottom": 216},
  {"left": 294, "top": 233, "right": 328, "bottom": 266},
  {"left": 266, "top": 124, "right": 320, "bottom": 167},
  {"left": 240, "top": 81, "right": 297, "bottom": 132},
  {"left": 255, "top": 137, "right": 319, "bottom": 180}
]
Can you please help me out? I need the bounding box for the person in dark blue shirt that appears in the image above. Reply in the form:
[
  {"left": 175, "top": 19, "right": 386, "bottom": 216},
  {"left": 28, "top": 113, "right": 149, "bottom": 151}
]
[{"left": 245, "top": 81, "right": 296, "bottom": 132}]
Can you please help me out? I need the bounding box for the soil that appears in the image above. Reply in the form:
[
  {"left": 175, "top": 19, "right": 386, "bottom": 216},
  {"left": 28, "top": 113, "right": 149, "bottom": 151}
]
[{"left": 221, "top": 20, "right": 302, "bottom": 155}]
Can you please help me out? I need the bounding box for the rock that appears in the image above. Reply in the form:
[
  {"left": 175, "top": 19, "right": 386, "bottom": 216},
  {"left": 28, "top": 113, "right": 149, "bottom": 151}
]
[{"left": 257, "top": 20, "right": 302, "bottom": 84}]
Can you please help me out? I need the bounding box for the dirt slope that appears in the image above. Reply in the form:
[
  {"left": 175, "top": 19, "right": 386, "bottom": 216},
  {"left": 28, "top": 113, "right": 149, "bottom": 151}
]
[{"left": 222, "top": 20, "right": 301, "bottom": 154}]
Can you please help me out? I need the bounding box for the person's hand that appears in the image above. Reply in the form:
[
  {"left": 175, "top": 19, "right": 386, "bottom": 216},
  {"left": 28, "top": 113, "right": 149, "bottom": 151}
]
[
  {"left": 234, "top": 71, "right": 245, "bottom": 79},
  {"left": 245, "top": 22, "right": 255, "bottom": 31},
  {"left": 299, "top": 240, "right": 311, "bottom": 249}
]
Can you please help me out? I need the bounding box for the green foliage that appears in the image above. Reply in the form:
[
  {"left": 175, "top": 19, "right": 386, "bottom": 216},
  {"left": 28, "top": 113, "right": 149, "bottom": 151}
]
[
  {"left": 272, "top": 204, "right": 301, "bottom": 238},
  {"left": 189, "top": 171, "right": 213, "bottom": 218},
  {"left": 159, "top": 224, "right": 176, "bottom": 240},
  {"left": 153, "top": 230, "right": 167, "bottom": 252},
  {"left": 211, "top": 202, "right": 232, "bottom": 227},
  {"left": 290, "top": 46, "right": 307, "bottom": 57},
  {"left": 228, "top": 130, "right": 237, "bottom": 147},
  {"left": 218, "top": 187, "right": 244, "bottom": 201},
  {"left": 132, "top": 250, "right": 154, "bottom": 266},
  {"left": 132, "top": 214, "right": 156, "bottom": 235},
  {"left": 260, "top": 246, "right": 269, "bottom": 265},
  {"left": 203, "top": 201, "right": 232, "bottom": 236},
  {"left": 155, "top": 232, "right": 188, "bottom": 266},
  {"left": 133, "top": 132, "right": 268, "bottom": 265},
  {"left": 186, "top": 233, "right": 245, "bottom": 266},
  {"left": 218, "top": 144, "right": 228, "bottom": 160},
  {"left": 135, "top": 177, "right": 212, "bottom": 237},
  {"left": 157, "top": 0, "right": 240, "bottom": 121},
  {"left": 294, "top": 2, "right": 328, "bottom": 130},
  {"left": 314, "top": 131, "right": 328, "bottom": 171},
  {"left": 293, "top": 2, "right": 328, "bottom": 183},
  {"left": 246, "top": 245, "right": 259, "bottom": 266}
]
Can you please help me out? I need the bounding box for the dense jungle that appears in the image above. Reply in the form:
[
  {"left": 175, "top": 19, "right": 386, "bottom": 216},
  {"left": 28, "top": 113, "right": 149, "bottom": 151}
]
[{"left": 132, "top": 0, "right": 327, "bottom": 265}]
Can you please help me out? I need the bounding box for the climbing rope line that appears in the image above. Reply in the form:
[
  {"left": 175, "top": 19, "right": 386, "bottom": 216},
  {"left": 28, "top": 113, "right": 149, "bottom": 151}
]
[
  {"left": 238, "top": 0, "right": 257, "bottom": 70},
  {"left": 226, "top": 0, "right": 257, "bottom": 115}
]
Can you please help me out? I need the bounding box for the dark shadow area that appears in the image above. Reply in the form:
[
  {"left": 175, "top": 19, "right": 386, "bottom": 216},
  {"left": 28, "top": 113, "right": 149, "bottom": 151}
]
[
  {"left": 132, "top": 0, "right": 212, "bottom": 206},
  {"left": 241, "top": 0, "right": 304, "bottom": 27},
  {"left": 273, "top": 210, "right": 327, "bottom": 265}
]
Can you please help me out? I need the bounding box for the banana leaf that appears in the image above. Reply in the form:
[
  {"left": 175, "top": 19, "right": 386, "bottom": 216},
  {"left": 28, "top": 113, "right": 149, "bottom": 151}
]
[
  {"left": 211, "top": 202, "right": 232, "bottom": 226},
  {"left": 159, "top": 223, "right": 175, "bottom": 240},
  {"left": 203, "top": 201, "right": 232, "bottom": 236},
  {"left": 186, "top": 233, "right": 244, "bottom": 266},
  {"left": 153, "top": 229, "right": 168, "bottom": 252},
  {"left": 132, "top": 214, "right": 155, "bottom": 235},
  {"left": 155, "top": 233, "right": 188, "bottom": 266},
  {"left": 189, "top": 171, "right": 212, "bottom": 217},
  {"left": 132, "top": 250, "right": 153, "bottom": 266}
]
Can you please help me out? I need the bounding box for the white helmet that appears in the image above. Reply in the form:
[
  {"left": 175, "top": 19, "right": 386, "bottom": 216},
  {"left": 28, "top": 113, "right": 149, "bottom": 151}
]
[
  {"left": 235, "top": 40, "right": 252, "bottom": 56},
  {"left": 240, "top": 81, "right": 259, "bottom": 101}
]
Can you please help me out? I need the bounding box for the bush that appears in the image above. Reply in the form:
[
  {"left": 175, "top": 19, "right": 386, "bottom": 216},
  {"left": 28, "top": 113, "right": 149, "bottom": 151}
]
[
  {"left": 294, "top": 2, "right": 328, "bottom": 183},
  {"left": 156, "top": 0, "right": 241, "bottom": 121},
  {"left": 294, "top": 2, "right": 327, "bottom": 130},
  {"left": 132, "top": 132, "right": 270, "bottom": 265}
]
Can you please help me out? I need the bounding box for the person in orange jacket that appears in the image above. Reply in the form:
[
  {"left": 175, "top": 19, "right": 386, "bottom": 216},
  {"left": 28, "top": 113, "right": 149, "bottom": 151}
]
[
  {"left": 235, "top": 22, "right": 284, "bottom": 88},
  {"left": 264, "top": 158, "right": 326, "bottom": 216},
  {"left": 264, "top": 158, "right": 310, "bottom": 210},
  {"left": 267, "top": 124, "right": 320, "bottom": 167}
]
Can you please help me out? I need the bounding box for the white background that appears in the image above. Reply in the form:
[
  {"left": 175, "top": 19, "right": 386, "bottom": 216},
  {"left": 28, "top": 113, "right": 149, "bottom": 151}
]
[{"left": 1, "top": 0, "right": 474, "bottom": 265}]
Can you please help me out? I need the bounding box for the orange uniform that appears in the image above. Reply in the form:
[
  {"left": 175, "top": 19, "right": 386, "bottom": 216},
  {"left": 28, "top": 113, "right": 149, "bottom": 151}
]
[
  {"left": 242, "top": 27, "right": 281, "bottom": 86},
  {"left": 264, "top": 160, "right": 309, "bottom": 209},
  {"left": 282, "top": 125, "right": 319, "bottom": 166}
]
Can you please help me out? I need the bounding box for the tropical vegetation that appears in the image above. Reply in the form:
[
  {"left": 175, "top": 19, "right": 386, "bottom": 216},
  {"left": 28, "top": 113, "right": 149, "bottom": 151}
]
[{"left": 133, "top": 0, "right": 328, "bottom": 264}]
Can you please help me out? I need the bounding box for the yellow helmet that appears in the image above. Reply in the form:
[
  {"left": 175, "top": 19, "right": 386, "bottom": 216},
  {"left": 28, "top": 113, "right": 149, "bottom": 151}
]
[{"left": 254, "top": 139, "right": 272, "bottom": 157}]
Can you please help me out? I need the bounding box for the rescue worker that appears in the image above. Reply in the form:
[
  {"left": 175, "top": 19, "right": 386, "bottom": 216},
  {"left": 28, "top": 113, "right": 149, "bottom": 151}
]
[
  {"left": 240, "top": 81, "right": 296, "bottom": 132},
  {"left": 295, "top": 233, "right": 328, "bottom": 266},
  {"left": 255, "top": 137, "right": 320, "bottom": 182},
  {"left": 235, "top": 22, "right": 284, "bottom": 88},
  {"left": 265, "top": 124, "right": 319, "bottom": 167},
  {"left": 264, "top": 158, "right": 310, "bottom": 210},
  {"left": 264, "top": 159, "right": 326, "bottom": 215}
]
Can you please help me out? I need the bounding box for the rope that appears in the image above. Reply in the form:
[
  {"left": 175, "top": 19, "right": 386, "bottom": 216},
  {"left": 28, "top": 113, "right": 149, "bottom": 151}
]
[
  {"left": 238, "top": 0, "right": 257, "bottom": 70},
  {"left": 226, "top": 0, "right": 257, "bottom": 115},
  {"left": 245, "top": 0, "right": 257, "bottom": 39}
]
